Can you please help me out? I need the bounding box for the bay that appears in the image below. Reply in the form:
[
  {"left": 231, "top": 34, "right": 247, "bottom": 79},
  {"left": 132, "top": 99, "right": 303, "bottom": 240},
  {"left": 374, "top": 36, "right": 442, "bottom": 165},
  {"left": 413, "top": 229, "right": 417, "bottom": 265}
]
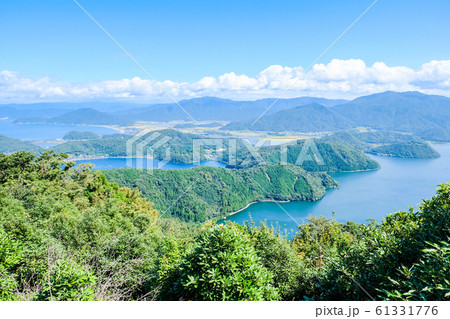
[
  {"left": 75, "top": 158, "right": 227, "bottom": 170},
  {"left": 0, "top": 119, "right": 118, "bottom": 141},
  {"left": 223, "top": 144, "right": 450, "bottom": 233}
]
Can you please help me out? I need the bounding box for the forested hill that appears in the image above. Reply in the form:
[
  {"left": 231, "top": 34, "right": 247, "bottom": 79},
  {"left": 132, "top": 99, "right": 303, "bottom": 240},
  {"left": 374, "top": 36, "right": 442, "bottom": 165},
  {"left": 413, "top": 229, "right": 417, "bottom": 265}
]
[
  {"left": 321, "top": 130, "right": 440, "bottom": 159},
  {"left": 367, "top": 141, "right": 440, "bottom": 158},
  {"left": 103, "top": 164, "right": 338, "bottom": 222},
  {"left": 231, "top": 140, "right": 380, "bottom": 172},
  {"left": 1, "top": 151, "right": 448, "bottom": 301},
  {"left": 49, "top": 129, "right": 379, "bottom": 172},
  {"left": 63, "top": 131, "right": 101, "bottom": 140},
  {"left": 0, "top": 133, "right": 42, "bottom": 154},
  {"left": 51, "top": 129, "right": 219, "bottom": 162}
]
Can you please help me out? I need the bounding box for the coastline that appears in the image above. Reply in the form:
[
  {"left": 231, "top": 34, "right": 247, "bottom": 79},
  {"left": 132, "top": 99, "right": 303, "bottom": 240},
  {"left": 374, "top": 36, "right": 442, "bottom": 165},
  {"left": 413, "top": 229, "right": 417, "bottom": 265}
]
[
  {"left": 67, "top": 155, "right": 154, "bottom": 161},
  {"left": 14, "top": 122, "right": 125, "bottom": 134},
  {"left": 224, "top": 199, "right": 292, "bottom": 218}
]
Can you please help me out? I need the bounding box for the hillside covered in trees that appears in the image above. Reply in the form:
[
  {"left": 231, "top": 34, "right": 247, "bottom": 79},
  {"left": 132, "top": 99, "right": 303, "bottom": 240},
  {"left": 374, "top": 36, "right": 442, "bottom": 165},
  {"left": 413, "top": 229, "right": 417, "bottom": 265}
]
[
  {"left": 51, "top": 129, "right": 217, "bottom": 163},
  {"left": 231, "top": 139, "right": 380, "bottom": 171},
  {"left": 49, "top": 129, "right": 380, "bottom": 172},
  {"left": 0, "top": 151, "right": 448, "bottom": 301},
  {"left": 103, "top": 165, "right": 338, "bottom": 222},
  {"left": 0, "top": 134, "right": 42, "bottom": 155},
  {"left": 63, "top": 131, "right": 101, "bottom": 141},
  {"left": 321, "top": 130, "right": 440, "bottom": 159},
  {"left": 367, "top": 141, "right": 440, "bottom": 158}
]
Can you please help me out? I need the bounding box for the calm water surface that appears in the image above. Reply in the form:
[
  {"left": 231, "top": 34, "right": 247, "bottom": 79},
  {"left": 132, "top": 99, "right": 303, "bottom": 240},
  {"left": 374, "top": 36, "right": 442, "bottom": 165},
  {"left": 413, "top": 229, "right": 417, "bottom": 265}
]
[
  {"left": 76, "top": 158, "right": 227, "bottom": 170},
  {"left": 224, "top": 144, "right": 450, "bottom": 232},
  {"left": 0, "top": 119, "right": 118, "bottom": 141}
]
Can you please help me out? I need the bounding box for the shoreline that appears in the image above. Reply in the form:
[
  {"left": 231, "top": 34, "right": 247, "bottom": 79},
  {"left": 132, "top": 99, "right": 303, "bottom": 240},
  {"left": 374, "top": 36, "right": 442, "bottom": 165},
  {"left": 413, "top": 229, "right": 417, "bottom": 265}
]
[
  {"left": 224, "top": 199, "right": 293, "bottom": 218},
  {"left": 13, "top": 122, "right": 125, "bottom": 134},
  {"left": 68, "top": 155, "right": 154, "bottom": 161}
]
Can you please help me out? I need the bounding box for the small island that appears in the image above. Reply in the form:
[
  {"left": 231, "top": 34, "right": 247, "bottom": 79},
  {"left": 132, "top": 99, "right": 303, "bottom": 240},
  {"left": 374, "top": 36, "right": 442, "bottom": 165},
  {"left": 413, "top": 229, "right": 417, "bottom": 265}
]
[
  {"left": 63, "top": 131, "right": 100, "bottom": 141},
  {"left": 367, "top": 141, "right": 440, "bottom": 158}
]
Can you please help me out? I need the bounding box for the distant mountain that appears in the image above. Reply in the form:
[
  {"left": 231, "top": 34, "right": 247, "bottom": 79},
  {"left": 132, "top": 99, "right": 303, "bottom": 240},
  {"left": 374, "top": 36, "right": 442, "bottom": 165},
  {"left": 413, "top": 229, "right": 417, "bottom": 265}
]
[
  {"left": 332, "top": 91, "right": 450, "bottom": 138},
  {"left": 1, "top": 102, "right": 145, "bottom": 114},
  {"left": 116, "top": 96, "right": 348, "bottom": 122},
  {"left": 0, "top": 106, "right": 67, "bottom": 119},
  {"left": 6, "top": 92, "right": 450, "bottom": 142},
  {"left": 417, "top": 128, "right": 450, "bottom": 142},
  {"left": 222, "top": 103, "right": 354, "bottom": 132},
  {"left": 17, "top": 108, "right": 133, "bottom": 126},
  {"left": 174, "top": 122, "right": 224, "bottom": 129},
  {"left": 221, "top": 91, "right": 450, "bottom": 141},
  {"left": 49, "top": 108, "right": 133, "bottom": 126},
  {"left": 1, "top": 97, "right": 348, "bottom": 123},
  {"left": 0, "top": 134, "right": 42, "bottom": 154}
]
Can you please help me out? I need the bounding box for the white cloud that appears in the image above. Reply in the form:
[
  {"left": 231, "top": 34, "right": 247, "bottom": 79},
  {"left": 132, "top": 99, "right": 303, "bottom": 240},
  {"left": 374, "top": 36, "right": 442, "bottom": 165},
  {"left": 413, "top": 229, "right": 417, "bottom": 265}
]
[{"left": 2, "top": 59, "right": 450, "bottom": 103}]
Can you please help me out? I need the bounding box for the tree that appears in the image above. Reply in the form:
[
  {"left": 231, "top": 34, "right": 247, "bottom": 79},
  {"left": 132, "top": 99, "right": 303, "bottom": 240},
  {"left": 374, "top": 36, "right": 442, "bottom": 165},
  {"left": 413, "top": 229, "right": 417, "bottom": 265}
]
[{"left": 176, "top": 223, "right": 279, "bottom": 301}]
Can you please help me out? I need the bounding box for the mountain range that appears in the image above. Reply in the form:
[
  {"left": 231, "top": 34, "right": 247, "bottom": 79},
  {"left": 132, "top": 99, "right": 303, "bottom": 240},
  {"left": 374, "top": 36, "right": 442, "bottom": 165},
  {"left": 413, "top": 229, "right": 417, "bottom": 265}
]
[
  {"left": 1, "top": 96, "right": 347, "bottom": 123},
  {"left": 3, "top": 91, "right": 450, "bottom": 141},
  {"left": 14, "top": 108, "right": 133, "bottom": 126},
  {"left": 222, "top": 91, "right": 450, "bottom": 141}
]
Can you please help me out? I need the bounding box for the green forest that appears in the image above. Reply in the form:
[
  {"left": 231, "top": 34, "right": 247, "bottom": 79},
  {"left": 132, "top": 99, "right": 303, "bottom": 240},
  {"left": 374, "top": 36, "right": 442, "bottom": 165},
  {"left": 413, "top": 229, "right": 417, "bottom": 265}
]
[
  {"left": 0, "top": 151, "right": 448, "bottom": 301},
  {"left": 0, "top": 134, "right": 43, "bottom": 155},
  {"left": 103, "top": 165, "right": 338, "bottom": 222},
  {"left": 367, "top": 141, "right": 440, "bottom": 158},
  {"left": 322, "top": 130, "right": 440, "bottom": 159}
]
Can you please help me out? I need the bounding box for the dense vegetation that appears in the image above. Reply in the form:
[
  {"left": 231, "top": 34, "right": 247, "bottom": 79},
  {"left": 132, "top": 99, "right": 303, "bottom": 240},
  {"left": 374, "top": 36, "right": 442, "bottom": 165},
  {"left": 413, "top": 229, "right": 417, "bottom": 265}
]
[
  {"left": 368, "top": 141, "right": 440, "bottom": 158},
  {"left": 0, "top": 151, "right": 448, "bottom": 301},
  {"left": 0, "top": 151, "right": 162, "bottom": 300},
  {"left": 0, "top": 134, "right": 42, "bottom": 155},
  {"left": 63, "top": 131, "right": 100, "bottom": 141},
  {"left": 104, "top": 164, "right": 338, "bottom": 222},
  {"left": 322, "top": 130, "right": 440, "bottom": 158},
  {"left": 51, "top": 129, "right": 217, "bottom": 162},
  {"left": 49, "top": 128, "right": 379, "bottom": 173},
  {"left": 52, "top": 137, "right": 128, "bottom": 158},
  {"left": 230, "top": 139, "right": 380, "bottom": 172}
]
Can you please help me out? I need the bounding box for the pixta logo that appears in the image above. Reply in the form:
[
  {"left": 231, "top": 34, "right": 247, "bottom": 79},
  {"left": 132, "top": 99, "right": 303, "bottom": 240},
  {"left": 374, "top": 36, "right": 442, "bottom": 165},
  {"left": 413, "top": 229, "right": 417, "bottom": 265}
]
[
  {"left": 126, "top": 129, "right": 325, "bottom": 172},
  {"left": 126, "top": 129, "right": 172, "bottom": 173}
]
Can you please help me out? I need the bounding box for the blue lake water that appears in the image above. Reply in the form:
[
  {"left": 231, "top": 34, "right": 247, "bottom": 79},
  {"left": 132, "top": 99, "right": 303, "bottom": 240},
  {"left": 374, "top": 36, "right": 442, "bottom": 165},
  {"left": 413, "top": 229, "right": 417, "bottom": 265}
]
[
  {"left": 76, "top": 158, "right": 227, "bottom": 170},
  {"left": 223, "top": 144, "right": 450, "bottom": 233},
  {"left": 0, "top": 119, "right": 118, "bottom": 141}
]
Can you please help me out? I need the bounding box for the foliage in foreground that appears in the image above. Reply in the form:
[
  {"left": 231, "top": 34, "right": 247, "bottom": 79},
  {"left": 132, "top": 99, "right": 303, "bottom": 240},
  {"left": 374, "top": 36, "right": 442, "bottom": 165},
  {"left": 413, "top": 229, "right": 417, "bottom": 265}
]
[{"left": 0, "top": 151, "right": 448, "bottom": 301}]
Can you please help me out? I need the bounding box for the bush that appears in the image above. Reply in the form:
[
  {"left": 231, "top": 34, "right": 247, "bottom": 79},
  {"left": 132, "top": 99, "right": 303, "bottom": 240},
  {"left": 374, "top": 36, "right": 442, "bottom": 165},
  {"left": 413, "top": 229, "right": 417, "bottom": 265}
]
[{"left": 176, "top": 223, "right": 279, "bottom": 301}]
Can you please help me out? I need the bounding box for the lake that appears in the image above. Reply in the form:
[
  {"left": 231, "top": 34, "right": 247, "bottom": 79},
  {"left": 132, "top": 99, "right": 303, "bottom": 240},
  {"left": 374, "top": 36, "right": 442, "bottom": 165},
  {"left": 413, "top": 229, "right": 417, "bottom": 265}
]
[
  {"left": 0, "top": 119, "right": 118, "bottom": 141},
  {"left": 76, "top": 158, "right": 227, "bottom": 170},
  {"left": 223, "top": 143, "right": 450, "bottom": 233}
]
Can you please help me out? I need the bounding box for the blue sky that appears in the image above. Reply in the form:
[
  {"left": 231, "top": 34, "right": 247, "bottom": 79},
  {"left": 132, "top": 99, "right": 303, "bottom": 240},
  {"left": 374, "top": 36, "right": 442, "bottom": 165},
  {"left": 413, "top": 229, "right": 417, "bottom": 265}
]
[{"left": 1, "top": 0, "right": 450, "bottom": 102}]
